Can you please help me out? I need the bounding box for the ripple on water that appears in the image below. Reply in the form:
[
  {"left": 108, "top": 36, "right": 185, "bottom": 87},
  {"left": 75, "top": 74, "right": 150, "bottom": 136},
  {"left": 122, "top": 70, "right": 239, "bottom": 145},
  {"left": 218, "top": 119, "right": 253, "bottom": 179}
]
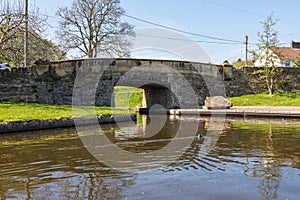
[{"left": 0, "top": 119, "right": 300, "bottom": 199}]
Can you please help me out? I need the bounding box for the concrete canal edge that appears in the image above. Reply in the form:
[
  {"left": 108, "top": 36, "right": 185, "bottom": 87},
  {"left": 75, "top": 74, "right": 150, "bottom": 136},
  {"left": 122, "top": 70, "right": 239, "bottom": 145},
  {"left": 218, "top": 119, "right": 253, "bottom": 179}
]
[
  {"left": 0, "top": 114, "right": 137, "bottom": 133},
  {"left": 167, "top": 106, "right": 300, "bottom": 118},
  {"left": 139, "top": 106, "right": 300, "bottom": 118}
]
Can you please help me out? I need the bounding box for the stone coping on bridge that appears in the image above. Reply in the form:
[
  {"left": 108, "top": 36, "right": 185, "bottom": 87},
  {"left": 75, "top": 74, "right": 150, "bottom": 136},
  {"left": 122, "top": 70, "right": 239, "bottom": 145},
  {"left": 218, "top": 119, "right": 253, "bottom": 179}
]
[
  {"left": 49, "top": 57, "right": 224, "bottom": 67},
  {"left": 167, "top": 106, "right": 300, "bottom": 118}
]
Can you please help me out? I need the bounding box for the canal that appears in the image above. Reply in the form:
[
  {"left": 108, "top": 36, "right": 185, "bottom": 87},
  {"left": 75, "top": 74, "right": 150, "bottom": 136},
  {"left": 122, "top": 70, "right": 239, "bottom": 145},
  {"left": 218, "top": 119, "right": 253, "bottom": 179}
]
[{"left": 0, "top": 115, "right": 299, "bottom": 199}]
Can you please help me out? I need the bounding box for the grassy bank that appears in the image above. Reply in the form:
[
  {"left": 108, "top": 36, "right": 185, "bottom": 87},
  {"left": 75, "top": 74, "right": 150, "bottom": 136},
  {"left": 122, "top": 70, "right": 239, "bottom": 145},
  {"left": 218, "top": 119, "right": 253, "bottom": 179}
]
[
  {"left": 0, "top": 86, "right": 143, "bottom": 123},
  {"left": 227, "top": 92, "right": 300, "bottom": 106},
  {"left": 0, "top": 103, "right": 133, "bottom": 122}
]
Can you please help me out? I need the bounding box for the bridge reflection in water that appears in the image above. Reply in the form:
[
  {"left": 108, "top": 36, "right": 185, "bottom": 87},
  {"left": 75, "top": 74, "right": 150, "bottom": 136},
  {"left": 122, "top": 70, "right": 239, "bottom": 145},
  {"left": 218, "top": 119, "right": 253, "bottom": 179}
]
[{"left": 0, "top": 116, "right": 299, "bottom": 199}]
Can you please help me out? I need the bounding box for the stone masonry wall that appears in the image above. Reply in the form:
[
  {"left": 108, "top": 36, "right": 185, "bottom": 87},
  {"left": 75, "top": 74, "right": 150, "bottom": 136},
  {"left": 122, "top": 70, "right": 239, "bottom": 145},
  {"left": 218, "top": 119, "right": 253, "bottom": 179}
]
[
  {"left": 0, "top": 58, "right": 299, "bottom": 107},
  {"left": 0, "top": 61, "right": 77, "bottom": 104},
  {"left": 226, "top": 67, "right": 300, "bottom": 97}
]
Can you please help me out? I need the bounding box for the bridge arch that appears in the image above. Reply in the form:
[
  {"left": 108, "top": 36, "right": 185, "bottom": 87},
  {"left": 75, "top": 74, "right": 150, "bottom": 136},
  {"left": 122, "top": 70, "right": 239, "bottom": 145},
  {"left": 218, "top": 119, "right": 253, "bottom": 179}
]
[{"left": 112, "top": 83, "right": 180, "bottom": 110}]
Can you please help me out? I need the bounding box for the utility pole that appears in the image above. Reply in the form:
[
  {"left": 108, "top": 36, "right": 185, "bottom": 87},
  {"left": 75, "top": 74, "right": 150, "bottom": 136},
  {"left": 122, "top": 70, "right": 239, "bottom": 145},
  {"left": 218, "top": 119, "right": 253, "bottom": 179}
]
[
  {"left": 24, "top": 0, "right": 28, "bottom": 68},
  {"left": 245, "top": 35, "right": 248, "bottom": 67}
]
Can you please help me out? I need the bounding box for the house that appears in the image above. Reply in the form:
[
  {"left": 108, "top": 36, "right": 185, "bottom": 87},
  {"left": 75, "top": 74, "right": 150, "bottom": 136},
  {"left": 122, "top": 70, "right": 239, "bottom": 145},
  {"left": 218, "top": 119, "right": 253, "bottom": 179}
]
[{"left": 254, "top": 41, "right": 300, "bottom": 67}]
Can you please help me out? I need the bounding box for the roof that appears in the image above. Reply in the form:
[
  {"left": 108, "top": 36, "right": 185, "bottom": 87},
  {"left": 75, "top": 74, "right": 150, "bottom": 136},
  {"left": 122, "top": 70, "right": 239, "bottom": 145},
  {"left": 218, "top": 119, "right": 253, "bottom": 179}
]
[{"left": 271, "top": 47, "right": 300, "bottom": 60}]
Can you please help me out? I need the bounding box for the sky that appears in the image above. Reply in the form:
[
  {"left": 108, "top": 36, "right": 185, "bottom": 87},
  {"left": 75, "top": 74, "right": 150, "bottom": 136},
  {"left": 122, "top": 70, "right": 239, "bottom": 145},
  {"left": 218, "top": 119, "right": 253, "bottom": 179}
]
[{"left": 34, "top": 0, "right": 300, "bottom": 64}]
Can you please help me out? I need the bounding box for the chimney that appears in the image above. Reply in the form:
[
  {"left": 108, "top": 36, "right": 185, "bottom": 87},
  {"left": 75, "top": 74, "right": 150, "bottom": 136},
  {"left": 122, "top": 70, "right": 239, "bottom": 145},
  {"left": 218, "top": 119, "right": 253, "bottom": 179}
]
[{"left": 290, "top": 41, "right": 300, "bottom": 49}]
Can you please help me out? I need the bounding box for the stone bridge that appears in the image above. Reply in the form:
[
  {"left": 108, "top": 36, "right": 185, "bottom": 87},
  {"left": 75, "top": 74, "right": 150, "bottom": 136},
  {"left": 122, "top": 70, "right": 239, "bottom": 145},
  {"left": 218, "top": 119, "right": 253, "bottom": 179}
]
[
  {"left": 71, "top": 58, "right": 232, "bottom": 109},
  {"left": 0, "top": 58, "right": 299, "bottom": 109}
]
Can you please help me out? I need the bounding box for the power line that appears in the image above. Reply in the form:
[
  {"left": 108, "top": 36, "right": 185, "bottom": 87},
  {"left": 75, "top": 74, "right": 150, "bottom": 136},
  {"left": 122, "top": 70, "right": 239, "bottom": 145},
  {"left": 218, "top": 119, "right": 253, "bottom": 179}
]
[
  {"left": 30, "top": 11, "right": 61, "bottom": 20},
  {"left": 123, "top": 14, "right": 289, "bottom": 46},
  {"left": 0, "top": 10, "right": 61, "bottom": 20},
  {"left": 4, "top": 9, "right": 291, "bottom": 47},
  {"left": 21, "top": 10, "right": 289, "bottom": 46},
  {"left": 203, "top": 0, "right": 300, "bottom": 29},
  {"left": 136, "top": 33, "right": 243, "bottom": 45},
  {"left": 37, "top": 11, "right": 246, "bottom": 45},
  {"left": 0, "top": 9, "right": 242, "bottom": 45},
  {"left": 202, "top": 0, "right": 267, "bottom": 18},
  {"left": 122, "top": 13, "right": 244, "bottom": 44}
]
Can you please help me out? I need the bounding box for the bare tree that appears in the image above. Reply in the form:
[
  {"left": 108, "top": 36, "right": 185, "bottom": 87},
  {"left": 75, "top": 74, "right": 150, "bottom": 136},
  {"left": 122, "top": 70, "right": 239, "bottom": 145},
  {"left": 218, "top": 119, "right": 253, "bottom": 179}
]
[
  {"left": 0, "top": 0, "right": 50, "bottom": 66},
  {"left": 56, "top": 0, "right": 134, "bottom": 58},
  {"left": 0, "top": 0, "right": 24, "bottom": 61}
]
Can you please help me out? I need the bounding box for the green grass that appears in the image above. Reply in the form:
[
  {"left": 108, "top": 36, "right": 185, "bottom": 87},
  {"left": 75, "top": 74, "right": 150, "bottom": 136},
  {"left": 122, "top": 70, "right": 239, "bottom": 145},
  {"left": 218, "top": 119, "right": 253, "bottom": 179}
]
[
  {"left": 114, "top": 86, "right": 143, "bottom": 108},
  {"left": 0, "top": 86, "right": 144, "bottom": 123},
  {"left": 0, "top": 103, "right": 133, "bottom": 122},
  {"left": 227, "top": 91, "right": 300, "bottom": 106}
]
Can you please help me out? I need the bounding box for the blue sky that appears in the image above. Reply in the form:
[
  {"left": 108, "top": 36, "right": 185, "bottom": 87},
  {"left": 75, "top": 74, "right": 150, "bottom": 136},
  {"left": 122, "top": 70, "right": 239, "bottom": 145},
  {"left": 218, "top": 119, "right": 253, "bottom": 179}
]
[{"left": 35, "top": 0, "right": 300, "bottom": 64}]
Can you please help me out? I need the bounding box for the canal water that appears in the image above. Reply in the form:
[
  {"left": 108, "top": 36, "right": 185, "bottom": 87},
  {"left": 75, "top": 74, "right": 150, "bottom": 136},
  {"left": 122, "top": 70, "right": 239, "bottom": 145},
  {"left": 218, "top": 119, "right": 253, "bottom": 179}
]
[{"left": 0, "top": 115, "right": 299, "bottom": 199}]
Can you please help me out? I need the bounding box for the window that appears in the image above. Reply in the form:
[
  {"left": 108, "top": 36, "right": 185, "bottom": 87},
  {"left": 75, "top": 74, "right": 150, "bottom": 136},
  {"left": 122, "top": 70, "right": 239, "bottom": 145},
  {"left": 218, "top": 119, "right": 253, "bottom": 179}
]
[{"left": 284, "top": 60, "right": 291, "bottom": 67}]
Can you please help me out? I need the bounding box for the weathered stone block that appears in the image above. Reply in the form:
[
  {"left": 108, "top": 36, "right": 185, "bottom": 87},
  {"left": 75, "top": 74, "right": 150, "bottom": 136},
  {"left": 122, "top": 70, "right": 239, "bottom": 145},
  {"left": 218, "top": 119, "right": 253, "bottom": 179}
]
[{"left": 205, "top": 96, "right": 233, "bottom": 109}]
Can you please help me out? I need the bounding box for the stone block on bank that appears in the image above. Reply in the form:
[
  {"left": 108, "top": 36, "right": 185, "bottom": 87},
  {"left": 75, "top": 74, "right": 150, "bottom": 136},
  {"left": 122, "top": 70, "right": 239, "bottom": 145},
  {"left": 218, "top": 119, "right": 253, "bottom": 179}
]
[{"left": 205, "top": 96, "right": 233, "bottom": 109}]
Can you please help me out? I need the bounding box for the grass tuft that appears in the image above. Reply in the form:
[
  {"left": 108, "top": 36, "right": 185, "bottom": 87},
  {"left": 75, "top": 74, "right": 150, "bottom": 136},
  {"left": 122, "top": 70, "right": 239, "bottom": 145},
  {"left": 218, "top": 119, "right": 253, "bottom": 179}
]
[{"left": 227, "top": 91, "right": 300, "bottom": 106}]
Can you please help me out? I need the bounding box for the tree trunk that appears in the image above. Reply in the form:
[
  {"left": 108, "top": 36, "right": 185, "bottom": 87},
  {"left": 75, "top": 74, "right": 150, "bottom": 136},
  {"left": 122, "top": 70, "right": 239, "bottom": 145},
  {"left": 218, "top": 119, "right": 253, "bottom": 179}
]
[
  {"left": 268, "top": 87, "right": 273, "bottom": 97},
  {"left": 269, "top": 77, "right": 274, "bottom": 96},
  {"left": 266, "top": 76, "right": 274, "bottom": 97}
]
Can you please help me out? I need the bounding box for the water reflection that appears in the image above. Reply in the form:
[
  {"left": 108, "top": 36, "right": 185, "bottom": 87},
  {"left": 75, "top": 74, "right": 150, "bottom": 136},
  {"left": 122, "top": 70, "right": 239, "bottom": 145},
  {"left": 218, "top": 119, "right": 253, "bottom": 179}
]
[
  {"left": 0, "top": 116, "right": 299, "bottom": 199},
  {"left": 0, "top": 129, "right": 137, "bottom": 199}
]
